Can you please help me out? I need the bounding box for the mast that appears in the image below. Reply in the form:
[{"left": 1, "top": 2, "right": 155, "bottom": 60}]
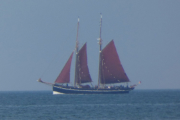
[
  {"left": 74, "top": 17, "right": 80, "bottom": 87},
  {"left": 98, "top": 14, "right": 102, "bottom": 88}
]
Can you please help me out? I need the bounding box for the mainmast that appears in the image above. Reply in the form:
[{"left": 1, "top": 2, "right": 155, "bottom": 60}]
[
  {"left": 74, "top": 17, "right": 80, "bottom": 87},
  {"left": 98, "top": 14, "right": 102, "bottom": 88}
]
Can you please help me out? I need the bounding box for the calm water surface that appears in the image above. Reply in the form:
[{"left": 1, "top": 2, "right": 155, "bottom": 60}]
[{"left": 0, "top": 90, "right": 180, "bottom": 120}]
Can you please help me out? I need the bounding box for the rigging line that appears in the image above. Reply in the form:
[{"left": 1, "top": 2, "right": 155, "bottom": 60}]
[
  {"left": 40, "top": 51, "right": 59, "bottom": 78},
  {"left": 40, "top": 22, "right": 77, "bottom": 79}
]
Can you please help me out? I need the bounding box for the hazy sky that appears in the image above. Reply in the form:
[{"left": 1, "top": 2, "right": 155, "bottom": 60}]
[{"left": 0, "top": 0, "right": 180, "bottom": 91}]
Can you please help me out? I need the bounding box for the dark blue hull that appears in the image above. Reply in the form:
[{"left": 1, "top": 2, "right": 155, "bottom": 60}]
[{"left": 53, "top": 85, "right": 134, "bottom": 94}]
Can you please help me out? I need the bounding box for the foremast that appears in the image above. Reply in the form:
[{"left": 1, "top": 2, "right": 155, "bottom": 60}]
[
  {"left": 98, "top": 14, "right": 103, "bottom": 89},
  {"left": 74, "top": 17, "right": 80, "bottom": 87}
]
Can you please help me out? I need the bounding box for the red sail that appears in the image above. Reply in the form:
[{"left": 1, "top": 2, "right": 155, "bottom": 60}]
[
  {"left": 78, "top": 43, "right": 92, "bottom": 83},
  {"left": 55, "top": 52, "right": 74, "bottom": 83},
  {"left": 101, "top": 40, "right": 130, "bottom": 84}
]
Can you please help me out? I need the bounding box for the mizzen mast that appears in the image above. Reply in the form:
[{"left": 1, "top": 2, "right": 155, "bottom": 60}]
[
  {"left": 74, "top": 17, "right": 80, "bottom": 87},
  {"left": 98, "top": 14, "right": 102, "bottom": 88}
]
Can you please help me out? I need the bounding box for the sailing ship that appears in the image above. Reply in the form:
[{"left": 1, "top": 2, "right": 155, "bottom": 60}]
[{"left": 38, "top": 15, "right": 139, "bottom": 94}]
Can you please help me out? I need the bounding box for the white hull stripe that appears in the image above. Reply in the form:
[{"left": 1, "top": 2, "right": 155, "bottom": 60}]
[{"left": 53, "top": 91, "right": 64, "bottom": 95}]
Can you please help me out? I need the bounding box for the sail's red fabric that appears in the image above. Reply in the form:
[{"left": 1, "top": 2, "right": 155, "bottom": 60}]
[
  {"left": 55, "top": 52, "right": 74, "bottom": 83},
  {"left": 101, "top": 40, "right": 130, "bottom": 84},
  {"left": 78, "top": 43, "right": 92, "bottom": 83}
]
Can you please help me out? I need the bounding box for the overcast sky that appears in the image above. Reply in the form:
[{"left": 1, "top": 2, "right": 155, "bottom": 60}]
[{"left": 0, "top": 0, "right": 180, "bottom": 91}]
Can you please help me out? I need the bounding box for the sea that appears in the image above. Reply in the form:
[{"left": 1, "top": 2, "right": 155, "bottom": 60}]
[{"left": 0, "top": 90, "right": 180, "bottom": 120}]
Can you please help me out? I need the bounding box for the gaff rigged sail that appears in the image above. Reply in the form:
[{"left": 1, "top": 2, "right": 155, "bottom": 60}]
[
  {"left": 77, "top": 43, "right": 92, "bottom": 83},
  {"left": 101, "top": 40, "right": 130, "bottom": 84}
]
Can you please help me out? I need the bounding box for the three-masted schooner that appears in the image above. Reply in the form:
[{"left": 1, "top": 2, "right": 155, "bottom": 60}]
[{"left": 38, "top": 15, "right": 137, "bottom": 94}]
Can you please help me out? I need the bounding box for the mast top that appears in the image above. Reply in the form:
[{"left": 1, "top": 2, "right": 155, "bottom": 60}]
[
  {"left": 75, "top": 17, "right": 80, "bottom": 53},
  {"left": 100, "top": 13, "right": 102, "bottom": 26},
  {"left": 98, "top": 13, "right": 102, "bottom": 48}
]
